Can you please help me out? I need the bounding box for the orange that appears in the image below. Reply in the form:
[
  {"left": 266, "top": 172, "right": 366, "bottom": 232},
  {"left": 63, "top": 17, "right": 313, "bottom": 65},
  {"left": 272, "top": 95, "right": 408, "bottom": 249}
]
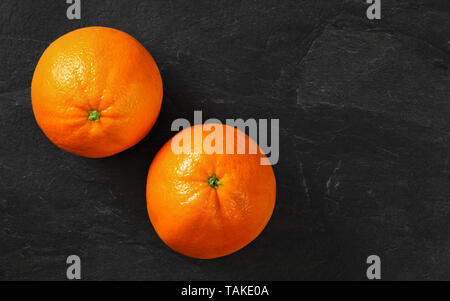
[
  {"left": 146, "top": 124, "right": 276, "bottom": 259},
  {"left": 31, "top": 26, "right": 163, "bottom": 158}
]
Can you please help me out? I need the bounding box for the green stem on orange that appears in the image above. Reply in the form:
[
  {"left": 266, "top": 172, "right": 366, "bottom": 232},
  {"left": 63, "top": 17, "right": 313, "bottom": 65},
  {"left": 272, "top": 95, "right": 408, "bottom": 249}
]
[
  {"left": 88, "top": 110, "right": 101, "bottom": 122},
  {"left": 207, "top": 174, "right": 222, "bottom": 189}
]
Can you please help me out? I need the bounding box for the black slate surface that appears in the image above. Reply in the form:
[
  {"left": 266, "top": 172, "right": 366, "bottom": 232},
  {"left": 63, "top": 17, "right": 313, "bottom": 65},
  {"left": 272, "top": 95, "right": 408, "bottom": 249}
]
[{"left": 0, "top": 0, "right": 449, "bottom": 280}]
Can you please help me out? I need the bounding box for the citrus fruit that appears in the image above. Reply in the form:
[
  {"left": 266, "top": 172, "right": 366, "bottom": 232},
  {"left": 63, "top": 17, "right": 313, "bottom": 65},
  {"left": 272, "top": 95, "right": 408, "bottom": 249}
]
[
  {"left": 31, "top": 26, "right": 163, "bottom": 158},
  {"left": 146, "top": 124, "right": 276, "bottom": 259}
]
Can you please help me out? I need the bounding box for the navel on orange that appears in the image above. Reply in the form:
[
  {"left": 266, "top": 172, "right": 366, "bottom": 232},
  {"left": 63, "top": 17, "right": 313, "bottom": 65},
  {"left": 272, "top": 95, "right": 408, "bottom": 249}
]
[
  {"left": 146, "top": 124, "right": 276, "bottom": 259},
  {"left": 31, "top": 26, "right": 163, "bottom": 158}
]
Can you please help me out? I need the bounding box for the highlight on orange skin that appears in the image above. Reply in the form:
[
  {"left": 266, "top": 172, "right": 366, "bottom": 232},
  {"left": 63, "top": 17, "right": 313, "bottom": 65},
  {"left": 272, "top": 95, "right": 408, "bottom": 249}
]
[{"left": 146, "top": 124, "right": 276, "bottom": 259}]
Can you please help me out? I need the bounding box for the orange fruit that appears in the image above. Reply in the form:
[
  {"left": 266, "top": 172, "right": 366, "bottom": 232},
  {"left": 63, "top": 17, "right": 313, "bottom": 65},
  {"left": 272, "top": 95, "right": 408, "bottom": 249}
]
[
  {"left": 146, "top": 124, "right": 276, "bottom": 259},
  {"left": 31, "top": 26, "right": 163, "bottom": 158}
]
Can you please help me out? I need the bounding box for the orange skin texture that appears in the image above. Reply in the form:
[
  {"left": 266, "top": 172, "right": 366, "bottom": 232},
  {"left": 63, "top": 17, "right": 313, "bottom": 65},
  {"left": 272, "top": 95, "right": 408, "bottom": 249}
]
[
  {"left": 146, "top": 124, "right": 276, "bottom": 259},
  {"left": 31, "top": 26, "right": 163, "bottom": 158}
]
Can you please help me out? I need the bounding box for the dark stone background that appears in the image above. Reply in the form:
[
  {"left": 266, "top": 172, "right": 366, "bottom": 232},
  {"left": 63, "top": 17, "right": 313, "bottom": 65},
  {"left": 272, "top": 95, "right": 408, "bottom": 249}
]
[{"left": 0, "top": 0, "right": 449, "bottom": 280}]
